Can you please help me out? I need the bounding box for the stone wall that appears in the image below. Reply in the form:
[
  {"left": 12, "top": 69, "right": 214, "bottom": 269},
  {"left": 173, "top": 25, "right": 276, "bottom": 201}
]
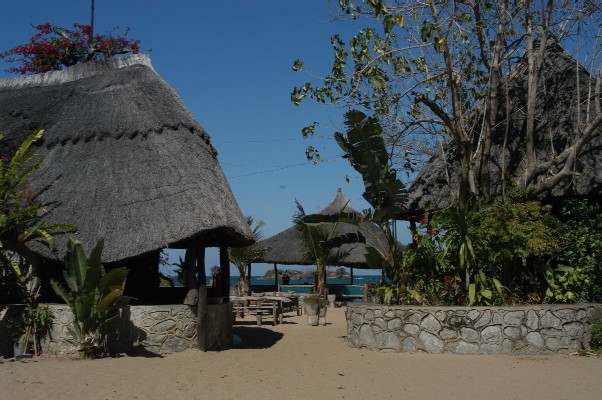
[
  {"left": 0, "top": 303, "right": 233, "bottom": 357},
  {"left": 346, "top": 303, "right": 601, "bottom": 355}
]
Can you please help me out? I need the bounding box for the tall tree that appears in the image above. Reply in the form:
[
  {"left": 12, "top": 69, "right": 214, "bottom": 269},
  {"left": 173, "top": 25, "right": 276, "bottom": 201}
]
[{"left": 292, "top": 0, "right": 602, "bottom": 208}]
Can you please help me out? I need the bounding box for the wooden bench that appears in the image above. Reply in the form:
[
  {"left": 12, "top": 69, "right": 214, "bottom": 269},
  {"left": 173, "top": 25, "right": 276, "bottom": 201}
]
[{"left": 232, "top": 299, "right": 280, "bottom": 326}]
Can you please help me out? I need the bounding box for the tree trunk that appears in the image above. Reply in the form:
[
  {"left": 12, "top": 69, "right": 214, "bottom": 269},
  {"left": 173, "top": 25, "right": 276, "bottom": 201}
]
[{"left": 458, "top": 138, "right": 475, "bottom": 209}]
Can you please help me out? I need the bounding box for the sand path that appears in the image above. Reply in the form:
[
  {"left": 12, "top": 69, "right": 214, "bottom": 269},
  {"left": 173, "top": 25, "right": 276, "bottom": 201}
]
[{"left": 1, "top": 307, "right": 600, "bottom": 400}]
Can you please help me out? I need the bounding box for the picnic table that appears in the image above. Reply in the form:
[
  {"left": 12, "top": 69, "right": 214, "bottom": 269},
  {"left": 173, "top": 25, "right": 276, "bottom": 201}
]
[{"left": 231, "top": 295, "right": 292, "bottom": 326}]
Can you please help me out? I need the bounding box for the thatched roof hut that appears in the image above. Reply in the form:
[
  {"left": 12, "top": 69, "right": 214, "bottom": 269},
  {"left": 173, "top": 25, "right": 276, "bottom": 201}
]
[
  {"left": 405, "top": 41, "right": 602, "bottom": 217},
  {"left": 0, "top": 55, "right": 253, "bottom": 263},
  {"left": 258, "top": 188, "right": 390, "bottom": 268}
]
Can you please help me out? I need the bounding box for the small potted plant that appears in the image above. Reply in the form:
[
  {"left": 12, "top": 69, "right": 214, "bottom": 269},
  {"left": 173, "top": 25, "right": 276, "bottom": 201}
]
[
  {"left": 9, "top": 302, "right": 54, "bottom": 357},
  {"left": 303, "top": 294, "right": 328, "bottom": 326}
]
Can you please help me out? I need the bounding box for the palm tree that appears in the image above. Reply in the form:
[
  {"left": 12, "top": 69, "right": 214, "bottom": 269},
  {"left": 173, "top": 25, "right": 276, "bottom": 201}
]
[
  {"left": 293, "top": 200, "right": 333, "bottom": 296},
  {"left": 228, "top": 216, "right": 266, "bottom": 296}
]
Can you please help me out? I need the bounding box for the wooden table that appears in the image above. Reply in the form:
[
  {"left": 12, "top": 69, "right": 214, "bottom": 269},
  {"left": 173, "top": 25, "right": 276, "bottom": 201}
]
[{"left": 231, "top": 295, "right": 292, "bottom": 325}]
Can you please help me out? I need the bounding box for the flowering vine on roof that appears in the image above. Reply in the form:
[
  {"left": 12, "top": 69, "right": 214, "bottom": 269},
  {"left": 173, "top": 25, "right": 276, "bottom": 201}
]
[{"left": 0, "top": 23, "right": 141, "bottom": 75}]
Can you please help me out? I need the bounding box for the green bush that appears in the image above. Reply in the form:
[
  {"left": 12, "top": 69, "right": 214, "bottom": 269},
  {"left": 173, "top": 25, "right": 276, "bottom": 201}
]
[
  {"left": 51, "top": 238, "right": 132, "bottom": 358},
  {"left": 554, "top": 199, "right": 602, "bottom": 303}
]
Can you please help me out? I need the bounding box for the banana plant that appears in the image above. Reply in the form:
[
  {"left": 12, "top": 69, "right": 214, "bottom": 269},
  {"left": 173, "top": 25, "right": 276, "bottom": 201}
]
[
  {"left": 51, "top": 238, "right": 132, "bottom": 358},
  {"left": 468, "top": 270, "right": 503, "bottom": 306},
  {"left": 304, "top": 110, "right": 408, "bottom": 291}
]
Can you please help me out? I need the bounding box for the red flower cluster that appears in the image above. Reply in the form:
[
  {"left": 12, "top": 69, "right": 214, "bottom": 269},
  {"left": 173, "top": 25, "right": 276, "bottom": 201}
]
[{"left": 0, "top": 23, "right": 141, "bottom": 75}]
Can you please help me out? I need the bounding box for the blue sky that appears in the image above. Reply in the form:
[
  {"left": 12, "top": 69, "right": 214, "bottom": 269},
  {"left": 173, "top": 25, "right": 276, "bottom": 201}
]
[{"left": 0, "top": 0, "right": 411, "bottom": 276}]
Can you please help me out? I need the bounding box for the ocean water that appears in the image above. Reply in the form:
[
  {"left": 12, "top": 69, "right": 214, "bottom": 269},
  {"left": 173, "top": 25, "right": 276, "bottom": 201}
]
[
  {"left": 237, "top": 275, "right": 383, "bottom": 286},
  {"left": 169, "top": 275, "right": 383, "bottom": 287}
]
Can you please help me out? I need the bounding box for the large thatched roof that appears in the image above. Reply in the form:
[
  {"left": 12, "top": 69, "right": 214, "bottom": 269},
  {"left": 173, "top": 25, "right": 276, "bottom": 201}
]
[
  {"left": 257, "top": 189, "right": 390, "bottom": 268},
  {"left": 405, "top": 41, "right": 602, "bottom": 217},
  {"left": 0, "top": 55, "right": 253, "bottom": 262}
]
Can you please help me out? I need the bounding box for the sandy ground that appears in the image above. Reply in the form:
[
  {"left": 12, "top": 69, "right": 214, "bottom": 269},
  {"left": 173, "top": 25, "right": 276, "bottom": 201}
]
[{"left": 1, "top": 307, "right": 600, "bottom": 400}]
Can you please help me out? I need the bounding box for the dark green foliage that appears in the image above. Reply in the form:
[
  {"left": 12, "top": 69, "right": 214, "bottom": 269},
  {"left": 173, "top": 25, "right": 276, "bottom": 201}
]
[
  {"left": 0, "top": 129, "right": 76, "bottom": 250},
  {"left": 553, "top": 199, "right": 602, "bottom": 302},
  {"left": 399, "top": 199, "right": 602, "bottom": 306},
  {"left": 0, "top": 130, "right": 77, "bottom": 302},
  {"left": 51, "top": 238, "right": 132, "bottom": 358}
]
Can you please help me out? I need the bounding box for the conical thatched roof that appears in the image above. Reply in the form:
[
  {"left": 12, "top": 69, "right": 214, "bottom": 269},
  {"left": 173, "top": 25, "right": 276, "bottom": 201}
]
[
  {"left": 0, "top": 55, "right": 253, "bottom": 262},
  {"left": 257, "top": 189, "right": 390, "bottom": 268},
  {"left": 405, "top": 41, "right": 602, "bottom": 217}
]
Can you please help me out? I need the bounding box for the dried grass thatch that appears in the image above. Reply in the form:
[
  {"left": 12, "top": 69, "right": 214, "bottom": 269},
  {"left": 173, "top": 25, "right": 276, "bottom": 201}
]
[
  {"left": 405, "top": 41, "right": 602, "bottom": 217},
  {"left": 258, "top": 189, "right": 392, "bottom": 268},
  {"left": 0, "top": 55, "right": 253, "bottom": 262}
]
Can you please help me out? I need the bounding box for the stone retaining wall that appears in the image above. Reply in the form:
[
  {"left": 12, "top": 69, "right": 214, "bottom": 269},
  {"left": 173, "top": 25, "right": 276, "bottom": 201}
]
[
  {"left": 0, "top": 303, "right": 233, "bottom": 357},
  {"left": 346, "top": 303, "right": 601, "bottom": 355}
]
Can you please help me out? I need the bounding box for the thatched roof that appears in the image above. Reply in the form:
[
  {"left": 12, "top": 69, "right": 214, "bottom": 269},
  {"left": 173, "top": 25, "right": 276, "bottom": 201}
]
[
  {"left": 405, "top": 41, "right": 602, "bottom": 217},
  {"left": 0, "top": 55, "right": 253, "bottom": 263},
  {"left": 257, "top": 189, "right": 391, "bottom": 268}
]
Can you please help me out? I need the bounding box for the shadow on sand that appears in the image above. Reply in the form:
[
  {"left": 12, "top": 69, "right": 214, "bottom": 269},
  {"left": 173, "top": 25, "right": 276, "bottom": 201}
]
[{"left": 232, "top": 326, "right": 284, "bottom": 349}]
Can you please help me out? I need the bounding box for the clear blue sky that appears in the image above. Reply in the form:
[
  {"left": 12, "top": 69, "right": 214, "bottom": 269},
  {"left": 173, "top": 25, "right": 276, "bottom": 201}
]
[{"left": 0, "top": 0, "right": 411, "bottom": 276}]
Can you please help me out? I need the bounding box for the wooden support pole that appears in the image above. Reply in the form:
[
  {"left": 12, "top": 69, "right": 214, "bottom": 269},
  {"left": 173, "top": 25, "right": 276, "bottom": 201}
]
[
  {"left": 196, "top": 245, "right": 206, "bottom": 285},
  {"left": 196, "top": 284, "right": 208, "bottom": 351},
  {"left": 273, "top": 263, "right": 278, "bottom": 288},
  {"left": 219, "top": 247, "right": 230, "bottom": 299},
  {"left": 247, "top": 263, "right": 252, "bottom": 294},
  {"left": 351, "top": 267, "right": 354, "bottom": 285},
  {"left": 183, "top": 246, "right": 198, "bottom": 305}
]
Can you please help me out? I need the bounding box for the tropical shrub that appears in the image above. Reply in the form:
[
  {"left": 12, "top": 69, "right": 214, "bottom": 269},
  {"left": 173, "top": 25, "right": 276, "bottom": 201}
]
[
  {"left": 1, "top": 23, "right": 140, "bottom": 75},
  {"left": 552, "top": 199, "right": 602, "bottom": 303},
  {"left": 368, "top": 282, "right": 420, "bottom": 305},
  {"left": 51, "top": 238, "right": 132, "bottom": 358},
  {"left": 469, "top": 200, "right": 559, "bottom": 304},
  {"left": 402, "top": 199, "right": 577, "bottom": 306},
  {"left": 19, "top": 303, "right": 54, "bottom": 351},
  {"left": 0, "top": 130, "right": 76, "bottom": 302}
]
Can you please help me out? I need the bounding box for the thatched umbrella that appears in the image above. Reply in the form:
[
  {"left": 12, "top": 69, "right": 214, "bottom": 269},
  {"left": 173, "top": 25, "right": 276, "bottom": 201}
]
[
  {"left": 404, "top": 41, "right": 602, "bottom": 218},
  {"left": 0, "top": 55, "right": 254, "bottom": 326},
  {"left": 257, "top": 188, "right": 391, "bottom": 285}
]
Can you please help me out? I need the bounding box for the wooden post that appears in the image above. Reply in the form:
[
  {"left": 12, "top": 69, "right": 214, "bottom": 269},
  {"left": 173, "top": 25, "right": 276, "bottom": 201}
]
[
  {"left": 220, "top": 247, "right": 230, "bottom": 300},
  {"left": 197, "top": 284, "right": 208, "bottom": 351},
  {"left": 273, "top": 263, "right": 278, "bottom": 288},
  {"left": 196, "top": 245, "right": 206, "bottom": 285},
  {"left": 247, "top": 263, "right": 252, "bottom": 295},
  {"left": 351, "top": 267, "right": 354, "bottom": 285},
  {"left": 183, "top": 246, "right": 198, "bottom": 305}
]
